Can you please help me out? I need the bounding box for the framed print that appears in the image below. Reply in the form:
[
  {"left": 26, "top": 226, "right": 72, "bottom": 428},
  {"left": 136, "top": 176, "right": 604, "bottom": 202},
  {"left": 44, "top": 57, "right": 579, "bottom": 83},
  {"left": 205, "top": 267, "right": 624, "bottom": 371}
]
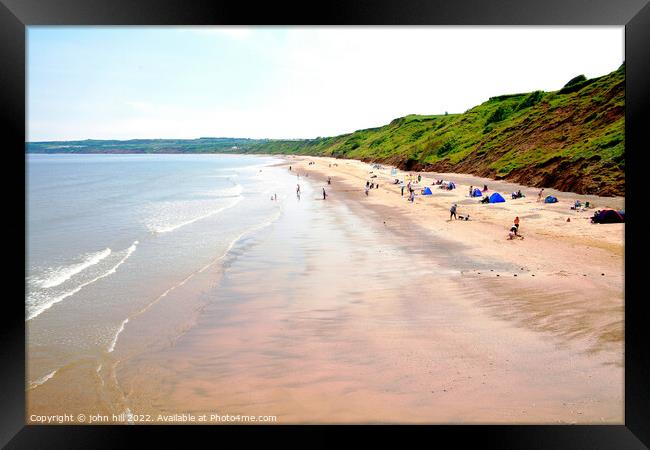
[{"left": 1, "top": 0, "right": 648, "bottom": 448}]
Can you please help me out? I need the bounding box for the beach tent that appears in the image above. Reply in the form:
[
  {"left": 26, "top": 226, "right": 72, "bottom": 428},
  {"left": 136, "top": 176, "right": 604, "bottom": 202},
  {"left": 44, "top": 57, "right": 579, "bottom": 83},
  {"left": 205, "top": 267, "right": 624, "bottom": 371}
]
[
  {"left": 489, "top": 192, "right": 505, "bottom": 203},
  {"left": 422, "top": 187, "right": 432, "bottom": 195},
  {"left": 544, "top": 195, "right": 558, "bottom": 203},
  {"left": 592, "top": 209, "right": 625, "bottom": 224},
  {"left": 472, "top": 188, "right": 483, "bottom": 197},
  {"left": 448, "top": 182, "right": 456, "bottom": 190}
]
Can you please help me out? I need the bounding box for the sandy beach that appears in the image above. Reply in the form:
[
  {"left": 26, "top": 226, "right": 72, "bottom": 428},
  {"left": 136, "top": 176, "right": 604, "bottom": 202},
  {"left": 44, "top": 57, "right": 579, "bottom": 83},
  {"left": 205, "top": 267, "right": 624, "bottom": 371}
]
[
  {"left": 112, "top": 156, "right": 622, "bottom": 424},
  {"left": 27, "top": 155, "right": 624, "bottom": 424}
]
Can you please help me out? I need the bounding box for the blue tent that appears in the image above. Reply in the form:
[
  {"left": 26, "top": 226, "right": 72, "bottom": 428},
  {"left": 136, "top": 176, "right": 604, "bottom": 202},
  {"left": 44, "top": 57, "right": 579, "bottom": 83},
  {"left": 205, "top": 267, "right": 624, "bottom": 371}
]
[
  {"left": 489, "top": 192, "right": 505, "bottom": 203},
  {"left": 422, "top": 187, "right": 432, "bottom": 195},
  {"left": 544, "top": 195, "right": 558, "bottom": 203},
  {"left": 472, "top": 188, "right": 482, "bottom": 197},
  {"left": 448, "top": 182, "right": 456, "bottom": 190}
]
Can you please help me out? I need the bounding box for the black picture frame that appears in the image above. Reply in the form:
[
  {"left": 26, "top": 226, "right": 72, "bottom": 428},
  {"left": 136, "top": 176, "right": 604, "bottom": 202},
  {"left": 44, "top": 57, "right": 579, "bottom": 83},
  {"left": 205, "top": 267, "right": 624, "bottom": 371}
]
[{"left": 2, "top": 0, "right": 648, "bottom": 448}]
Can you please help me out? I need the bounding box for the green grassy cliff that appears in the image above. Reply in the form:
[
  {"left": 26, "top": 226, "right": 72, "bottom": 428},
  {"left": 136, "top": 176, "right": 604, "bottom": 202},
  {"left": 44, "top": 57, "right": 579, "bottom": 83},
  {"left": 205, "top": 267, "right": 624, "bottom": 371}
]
[
  {"left": 246, "top": 63, "right": 624, "bottom": 196},
  {"left": 28, "top": 64, "right": 624, "bottom": 196}
]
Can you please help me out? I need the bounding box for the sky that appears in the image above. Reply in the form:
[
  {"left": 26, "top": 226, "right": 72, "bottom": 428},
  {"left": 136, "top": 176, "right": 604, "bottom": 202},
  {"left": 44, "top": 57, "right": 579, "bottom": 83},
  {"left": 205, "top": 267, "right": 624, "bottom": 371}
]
[{"left": 27, "top": 26, "right": 624, "bottom": 141}]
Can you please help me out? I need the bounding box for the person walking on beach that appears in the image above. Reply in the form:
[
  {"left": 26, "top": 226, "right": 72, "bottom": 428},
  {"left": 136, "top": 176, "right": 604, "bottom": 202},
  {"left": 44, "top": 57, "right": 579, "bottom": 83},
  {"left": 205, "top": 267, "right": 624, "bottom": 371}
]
[
  {"left": 409, "top": 190, "right": 415, "bottom": 202},
  {"left": 401, "top": 184, "right": 405, "bottom": 197},
  {"left": 322, "top": 187, "right": 327, "bottom": 200},
  {"left": 296, "top": 184, "right": 301, "bottom": 199},
  {"left": 365, "top": 185, "right": 370, "bottom": 196},
  {"left": 537, "top": 188, "right": 544, "bottom": 202},
  {"left": 289, "top": 166, "right": 292, "bottom": 171},
  {"left": 328, "top": 177, "right": 331, "bottom": 185},
  {"left": 450, "top": 203, "right": 458, "bottom": 220},
  {"left": 469, "top": 185, "right": 473, "bottom": 197}
]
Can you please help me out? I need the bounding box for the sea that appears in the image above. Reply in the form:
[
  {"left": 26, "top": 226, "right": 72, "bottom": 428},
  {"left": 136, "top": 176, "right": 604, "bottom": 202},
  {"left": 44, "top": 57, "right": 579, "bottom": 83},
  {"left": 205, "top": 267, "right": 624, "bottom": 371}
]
[{"left": 26, "top": 153, "right": 290, "bottom": 390}]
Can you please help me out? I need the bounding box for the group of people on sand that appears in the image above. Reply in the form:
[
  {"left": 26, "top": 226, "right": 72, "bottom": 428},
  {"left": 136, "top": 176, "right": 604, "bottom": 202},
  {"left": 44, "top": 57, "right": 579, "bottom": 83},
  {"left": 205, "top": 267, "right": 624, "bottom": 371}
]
[
  {"left": 291, "top": 162, "right": 536, "bottom": 241},
  {"left": 365, "top": 179, "right": 380, "bottom": 196}
]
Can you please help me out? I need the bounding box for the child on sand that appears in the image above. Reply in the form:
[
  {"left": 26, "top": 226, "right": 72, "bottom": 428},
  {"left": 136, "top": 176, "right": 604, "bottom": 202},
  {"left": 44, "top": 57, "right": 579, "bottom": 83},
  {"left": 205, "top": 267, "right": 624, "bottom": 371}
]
[
  {"left": 537, "top": 188, "right": 544, "bottom": 202},
  {"left": 508, "top": 225, "right": 524, "bottom": 240},
  {"left": 322, "top": 188, "right": 327, "bottom": 200},
  {"left": 514, "top": 216, "right": 520, "bottom": 232}
]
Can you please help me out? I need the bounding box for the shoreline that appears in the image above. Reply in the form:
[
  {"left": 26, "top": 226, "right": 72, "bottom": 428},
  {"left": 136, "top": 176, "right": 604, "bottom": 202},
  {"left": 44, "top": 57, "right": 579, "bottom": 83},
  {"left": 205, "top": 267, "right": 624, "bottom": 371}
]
[
  {"left": 113, "top": 157, "right": 622, "bottom": 423},
  {"left": 27, "top": 155, "right": 624, "bottom": 424}
]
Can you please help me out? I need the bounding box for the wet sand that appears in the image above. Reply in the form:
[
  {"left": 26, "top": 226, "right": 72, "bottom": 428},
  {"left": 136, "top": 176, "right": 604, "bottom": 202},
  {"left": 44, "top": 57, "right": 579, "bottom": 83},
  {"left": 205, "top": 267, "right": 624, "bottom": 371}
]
[
  {"left": 114, "top": 158, "right": 622, "bottom": 424},
  {"left": 28, "top": 156, "right": 623, "bottom": 424}
]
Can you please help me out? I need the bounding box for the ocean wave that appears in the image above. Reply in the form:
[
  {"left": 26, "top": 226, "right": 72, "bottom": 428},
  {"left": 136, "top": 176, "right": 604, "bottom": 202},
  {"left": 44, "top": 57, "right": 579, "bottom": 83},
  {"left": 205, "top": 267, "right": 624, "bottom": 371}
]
[
  {"left": 107, "top": 209, "right": 283, "bottom": 354},
  {"left": 26, "top": 241, "right": 139, "bottom": 321},
  {"left": 108, "top": 318, "right": 129, "bottom": 353},
  {"left": 35, "top": 248, "right": 112, "bottom": 289},
  {"left": 28, "top": 369, "right": 58, "bottom": 390},
  {"left": 146, "top": 197, "right": 242, "bottom": 234}
]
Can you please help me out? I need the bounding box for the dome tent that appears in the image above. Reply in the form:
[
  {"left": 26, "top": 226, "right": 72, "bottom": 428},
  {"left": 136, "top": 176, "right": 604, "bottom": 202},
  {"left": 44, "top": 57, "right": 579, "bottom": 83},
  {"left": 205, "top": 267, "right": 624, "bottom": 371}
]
[
  {"left": 489, "top": 192, "right": 505, "bottom": 203},
  {"left": 544, "top": 195, "right": 558, "bottom": 203},
  {"left": 423, "top": 187, "right": 432, "bottom": 195},
  {"left": 472, "top": 188, "right": 483, "bottom": 197},
  {"left": 591, "top": 209, "right": 624, "bottom": 224}
]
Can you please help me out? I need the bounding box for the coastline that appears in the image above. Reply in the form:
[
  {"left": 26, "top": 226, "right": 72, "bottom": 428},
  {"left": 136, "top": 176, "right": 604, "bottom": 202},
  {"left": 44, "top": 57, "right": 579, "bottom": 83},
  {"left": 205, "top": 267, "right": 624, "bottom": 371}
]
[{"left": 27, "top": 154, "right": 623, "bottom": 424}]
